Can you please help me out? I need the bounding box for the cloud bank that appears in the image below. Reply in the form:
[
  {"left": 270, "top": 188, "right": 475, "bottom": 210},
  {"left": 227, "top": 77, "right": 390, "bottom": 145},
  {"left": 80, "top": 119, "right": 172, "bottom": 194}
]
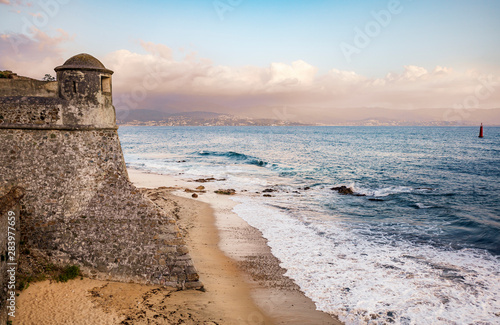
[
  {"left": 104, "top": 42, "right": 500, "bottom": 115},
  {"left": 1, "top": 37, "right": 499, "bottom": 122},
  {"left": 0, "top": 28, "right": 72, "bottom": 78}
]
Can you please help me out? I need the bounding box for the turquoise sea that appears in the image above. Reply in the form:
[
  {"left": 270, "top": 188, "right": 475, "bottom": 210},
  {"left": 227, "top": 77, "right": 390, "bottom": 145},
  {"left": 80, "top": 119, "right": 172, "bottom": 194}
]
[{"left": 119, "top": 126, "right": 500, "bottom": 324}]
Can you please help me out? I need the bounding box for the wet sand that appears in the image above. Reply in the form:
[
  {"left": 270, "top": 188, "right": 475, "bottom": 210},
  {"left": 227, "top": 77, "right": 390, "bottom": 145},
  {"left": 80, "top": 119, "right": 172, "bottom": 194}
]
[
  {"left": 13, "top": 169, "right": 341, "bottom": 325},
  {"left": 130, "top": 169, "right": 341, "bottom": 325}
]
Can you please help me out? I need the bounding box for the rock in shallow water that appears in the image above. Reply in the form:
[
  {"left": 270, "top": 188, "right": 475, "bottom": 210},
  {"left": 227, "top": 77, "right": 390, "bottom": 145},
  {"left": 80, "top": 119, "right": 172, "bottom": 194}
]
[{"left": 331, "top": 186, "right": 366, "bottom": 196}]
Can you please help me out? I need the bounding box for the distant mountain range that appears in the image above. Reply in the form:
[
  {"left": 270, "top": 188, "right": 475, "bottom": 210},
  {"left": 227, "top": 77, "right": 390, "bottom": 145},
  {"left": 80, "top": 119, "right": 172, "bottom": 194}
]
[
  {"left": 116, "top": 108, "right": 500, "bottom": 126},
  {"left": 116, "top": 110, "right": 307, "bottom": 126},
  {"left": 309, "top": 107, "right": 500, "bottom": 126}
]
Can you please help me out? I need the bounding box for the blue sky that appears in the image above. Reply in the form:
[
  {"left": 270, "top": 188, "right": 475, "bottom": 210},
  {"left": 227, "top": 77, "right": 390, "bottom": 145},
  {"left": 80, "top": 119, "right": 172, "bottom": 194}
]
[
  {"left": 1, "top": 0, "right": 499, "bottom": 118},
  {"left": 2, "top": 0, "right": 499, "bottom": 76}
]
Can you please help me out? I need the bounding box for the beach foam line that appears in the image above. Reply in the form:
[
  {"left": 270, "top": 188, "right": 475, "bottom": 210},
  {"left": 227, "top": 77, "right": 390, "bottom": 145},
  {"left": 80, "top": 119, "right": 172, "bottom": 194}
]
[
  {"left": 127, "top": 168, "right": 342, "bottom": 324},
  {"left": 231, "top": 195, "right": 500, "bottom": 324}
]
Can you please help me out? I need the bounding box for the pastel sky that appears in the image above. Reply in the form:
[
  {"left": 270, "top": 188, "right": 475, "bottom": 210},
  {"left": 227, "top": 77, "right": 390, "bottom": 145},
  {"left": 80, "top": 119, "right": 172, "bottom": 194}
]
[{"left": 1, "top": 0, "right": 499, "bottom": 121}]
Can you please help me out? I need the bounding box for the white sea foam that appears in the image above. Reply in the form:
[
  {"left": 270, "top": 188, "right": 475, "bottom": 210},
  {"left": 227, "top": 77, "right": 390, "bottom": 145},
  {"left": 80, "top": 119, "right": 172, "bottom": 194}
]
[
  {"left": 416, "top": 202, "right": 433, "bottom": 209},
  {"left": 232, "top": 196, "right": 500, "bottom": 325},
  {"left": 356, "top": 185, "right": 414, "bottom": 197}
]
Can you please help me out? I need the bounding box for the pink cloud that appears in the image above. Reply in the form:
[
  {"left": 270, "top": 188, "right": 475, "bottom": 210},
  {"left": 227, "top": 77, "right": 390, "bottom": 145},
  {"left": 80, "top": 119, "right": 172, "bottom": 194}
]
[
  {"left": 103, "top": 42, "right": 500, "bottom": 116},
  {"left": 0, "top": 29, "right": 74, "bottom": 79},
  {"left": 0, "top": 0, "right": 34, "bottom": 5},
  {"left": 139, "top": 41, "right": 173, "bottom": 60},
  {"left": 2, "top": 36, "right": 498, "bottom": 122}
]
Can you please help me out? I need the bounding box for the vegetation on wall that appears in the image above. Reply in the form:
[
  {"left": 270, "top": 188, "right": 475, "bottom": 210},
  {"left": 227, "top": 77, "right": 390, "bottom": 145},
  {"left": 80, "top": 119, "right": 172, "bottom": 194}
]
[{"left": 42, "top": 74, "right": 56, "bottom": 81}]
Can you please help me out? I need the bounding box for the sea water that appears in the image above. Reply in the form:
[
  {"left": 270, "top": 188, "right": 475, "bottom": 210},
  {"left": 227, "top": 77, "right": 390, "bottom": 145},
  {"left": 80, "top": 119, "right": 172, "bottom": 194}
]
[{"left": 119, "top": 126, "right": 500, "bottom": 324}]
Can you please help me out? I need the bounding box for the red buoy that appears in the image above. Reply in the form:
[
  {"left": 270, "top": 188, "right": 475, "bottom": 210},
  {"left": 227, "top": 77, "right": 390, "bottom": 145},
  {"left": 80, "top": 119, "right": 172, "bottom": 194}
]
[{"left": 479, "top": 123, "right": 484, "bottom": 138}]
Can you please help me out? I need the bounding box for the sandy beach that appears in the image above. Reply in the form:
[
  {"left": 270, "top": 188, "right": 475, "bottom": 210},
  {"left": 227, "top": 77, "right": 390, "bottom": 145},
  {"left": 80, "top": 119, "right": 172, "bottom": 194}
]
[{"left": 14, "top": 169, "right": 341, "bottom": 325}]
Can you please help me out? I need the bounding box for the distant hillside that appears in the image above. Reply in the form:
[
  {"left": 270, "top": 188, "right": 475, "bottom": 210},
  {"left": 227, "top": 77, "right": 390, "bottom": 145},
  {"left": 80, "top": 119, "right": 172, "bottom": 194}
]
[
  {"left": 116, "top": 108, "right": 500, "bottom": 126},
  {"left": 116, "top": 109, "right": 171, "bottom": 122},
  {"left": 116, "top": 110, "right": 307, "bottom": 126},
  {"left": 168, "top": 111, "right": 223, "bottom": 119},
  {"left": 245, "top": 106, "right": 500, "bottom": 126},
  {"left": 324, "top": 108, "right": 500, "bottom": 126}
]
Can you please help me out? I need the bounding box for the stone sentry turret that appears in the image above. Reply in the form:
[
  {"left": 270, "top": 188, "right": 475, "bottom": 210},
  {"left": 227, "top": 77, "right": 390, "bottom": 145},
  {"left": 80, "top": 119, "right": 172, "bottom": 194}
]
[
  {"left": 54, "top": 53, "right": 115, "bottom": 128},
  {"left": 0, "top": 54, "right": 201, "bottom": 289}
]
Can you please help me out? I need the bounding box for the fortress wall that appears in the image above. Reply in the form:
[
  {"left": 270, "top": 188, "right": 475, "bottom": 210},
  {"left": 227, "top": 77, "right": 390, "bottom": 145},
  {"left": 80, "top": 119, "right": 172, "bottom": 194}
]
[
  {"left": 59, "top": 101, "right": 116, "bottom": 129},
  {"left": 1, "top": 54, "right": 202, "bottom": 295},
  {"left": 0, "top": 79, "right": 57, "bottom": 97},
  {"left": 0, "top": 96, "right": 62, "bottom": 126},
  {"left": 0, "top": 93, "right": 115, "bottom": 129},
  {"left": 0, "top": 128, "right": 200, "bottom": 288}
]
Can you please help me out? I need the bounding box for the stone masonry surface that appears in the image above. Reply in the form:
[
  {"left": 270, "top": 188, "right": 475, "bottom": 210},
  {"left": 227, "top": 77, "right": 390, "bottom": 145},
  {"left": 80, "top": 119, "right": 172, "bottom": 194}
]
[{"left": 0, "top": 54, "right": 202, "bottom": 316}]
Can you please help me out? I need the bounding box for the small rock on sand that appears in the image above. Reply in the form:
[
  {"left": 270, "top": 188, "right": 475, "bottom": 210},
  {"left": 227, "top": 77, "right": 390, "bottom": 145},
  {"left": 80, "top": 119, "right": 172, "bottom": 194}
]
[{"left": 215, "top": 189, "right": 236, "bottom": 195}]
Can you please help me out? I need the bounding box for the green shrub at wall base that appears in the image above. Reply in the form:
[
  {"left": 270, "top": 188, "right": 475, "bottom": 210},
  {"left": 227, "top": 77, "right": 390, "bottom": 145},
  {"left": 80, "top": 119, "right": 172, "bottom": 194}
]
[{"left": 57, "top": 265, "right": 81, "bottom": 282}]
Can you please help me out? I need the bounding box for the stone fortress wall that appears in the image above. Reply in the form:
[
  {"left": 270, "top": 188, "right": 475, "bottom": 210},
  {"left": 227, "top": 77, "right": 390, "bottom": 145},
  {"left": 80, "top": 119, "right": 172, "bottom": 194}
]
[{"left": 0, "top": 55, "right": 202, "bottom": 295}]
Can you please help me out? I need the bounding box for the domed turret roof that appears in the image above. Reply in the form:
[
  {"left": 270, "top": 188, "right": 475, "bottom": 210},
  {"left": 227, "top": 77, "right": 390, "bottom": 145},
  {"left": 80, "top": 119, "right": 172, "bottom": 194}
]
[
  {"left": 55, "top": 53, "right": 113, "bottom": 74},
  {"left": 63, "top": 53, "right": 105, "bottom": 68}
]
